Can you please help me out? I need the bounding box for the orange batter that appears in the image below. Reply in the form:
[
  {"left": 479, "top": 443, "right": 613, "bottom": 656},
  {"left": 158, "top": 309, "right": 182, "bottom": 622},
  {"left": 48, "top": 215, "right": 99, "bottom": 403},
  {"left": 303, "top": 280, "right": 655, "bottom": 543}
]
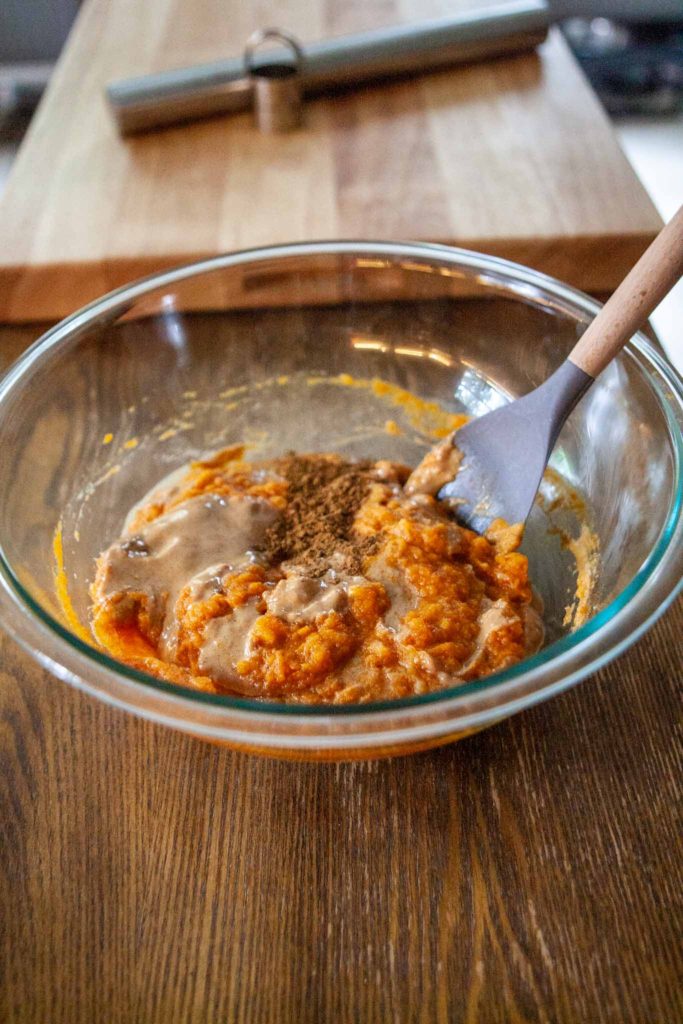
[{"left": 91, "top": 445, "right": 542, "bottom": 703}]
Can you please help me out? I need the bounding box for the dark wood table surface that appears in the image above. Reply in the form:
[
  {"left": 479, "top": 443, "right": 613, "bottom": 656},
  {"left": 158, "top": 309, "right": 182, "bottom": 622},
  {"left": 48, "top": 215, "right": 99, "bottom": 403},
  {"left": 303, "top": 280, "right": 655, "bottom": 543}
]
[{"left": 1, "top": 324, "right": 681, "bottom": 1023}]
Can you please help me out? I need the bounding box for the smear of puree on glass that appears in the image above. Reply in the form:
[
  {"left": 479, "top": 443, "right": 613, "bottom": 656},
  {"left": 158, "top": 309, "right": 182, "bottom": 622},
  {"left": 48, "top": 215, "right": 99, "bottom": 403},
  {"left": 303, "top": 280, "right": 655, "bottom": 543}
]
[{"left": 89, "top": 430, "right": 544, "bottom": 704}]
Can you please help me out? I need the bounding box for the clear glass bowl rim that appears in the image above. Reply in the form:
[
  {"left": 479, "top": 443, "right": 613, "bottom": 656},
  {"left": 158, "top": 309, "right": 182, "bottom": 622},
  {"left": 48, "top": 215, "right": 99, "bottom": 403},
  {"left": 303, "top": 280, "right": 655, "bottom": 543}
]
[{"left": 0, "top": 239, "right": 681, "bottom": 727}]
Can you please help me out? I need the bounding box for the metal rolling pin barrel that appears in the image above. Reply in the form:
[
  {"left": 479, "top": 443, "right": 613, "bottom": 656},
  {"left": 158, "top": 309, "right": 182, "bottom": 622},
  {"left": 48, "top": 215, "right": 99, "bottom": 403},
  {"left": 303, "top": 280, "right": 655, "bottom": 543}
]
[{"left": 106, "top": 0, "right": 550, "bottom": 135}]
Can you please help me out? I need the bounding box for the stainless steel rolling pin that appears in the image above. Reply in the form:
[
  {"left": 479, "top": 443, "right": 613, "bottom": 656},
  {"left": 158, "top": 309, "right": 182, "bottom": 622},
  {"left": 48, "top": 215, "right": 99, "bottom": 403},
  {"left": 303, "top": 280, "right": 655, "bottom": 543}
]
[{"left": 107, "top": 0, "right": 550, "bottom": 135}]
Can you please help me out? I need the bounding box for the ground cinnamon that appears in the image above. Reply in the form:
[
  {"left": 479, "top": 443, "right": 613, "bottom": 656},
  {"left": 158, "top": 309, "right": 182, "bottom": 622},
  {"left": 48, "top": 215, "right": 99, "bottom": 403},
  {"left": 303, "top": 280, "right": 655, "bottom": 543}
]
[{"left": 260, "top": 454, "right": 378, "bottom": 576}]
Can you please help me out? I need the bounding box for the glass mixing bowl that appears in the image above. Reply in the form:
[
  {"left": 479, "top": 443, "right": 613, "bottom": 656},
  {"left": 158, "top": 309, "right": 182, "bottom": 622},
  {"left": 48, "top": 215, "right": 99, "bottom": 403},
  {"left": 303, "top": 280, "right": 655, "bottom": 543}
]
[{"left": 0, "top": 242, "right": 681, "bottom": 759}]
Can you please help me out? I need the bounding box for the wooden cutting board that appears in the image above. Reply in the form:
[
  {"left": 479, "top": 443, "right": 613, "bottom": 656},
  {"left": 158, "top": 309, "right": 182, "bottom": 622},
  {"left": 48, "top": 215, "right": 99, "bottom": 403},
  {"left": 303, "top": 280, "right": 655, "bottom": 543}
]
[{"left": 0, "top": 0, "right": 662, "bottom": 322}]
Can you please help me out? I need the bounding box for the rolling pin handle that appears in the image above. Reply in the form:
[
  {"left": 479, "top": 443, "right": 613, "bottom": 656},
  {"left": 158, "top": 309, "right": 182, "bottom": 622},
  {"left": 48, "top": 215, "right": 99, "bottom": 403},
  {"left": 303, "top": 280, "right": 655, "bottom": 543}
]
[{"left": 244, "top": 28, "right": 305, "bottom": 133}]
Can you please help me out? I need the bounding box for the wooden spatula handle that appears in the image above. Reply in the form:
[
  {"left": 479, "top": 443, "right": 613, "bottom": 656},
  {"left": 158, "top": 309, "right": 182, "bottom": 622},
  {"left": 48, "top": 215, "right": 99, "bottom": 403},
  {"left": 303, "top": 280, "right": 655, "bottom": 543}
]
[{"left": 569, "top": 204, "right": 683, "bottom": 378}]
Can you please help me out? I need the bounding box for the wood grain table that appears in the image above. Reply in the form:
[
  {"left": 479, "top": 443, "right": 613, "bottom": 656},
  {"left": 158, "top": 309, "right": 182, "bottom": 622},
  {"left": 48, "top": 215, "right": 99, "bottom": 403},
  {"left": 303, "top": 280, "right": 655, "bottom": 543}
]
[
  {"left": 0, "top": 0, "right": 663, "bottom": 321},
  {"left": 0, "top": 0, "right": 680, "bottom": 1017},
  {"left": 0, "top": 322, "right": 681, "bottom": 1022}
]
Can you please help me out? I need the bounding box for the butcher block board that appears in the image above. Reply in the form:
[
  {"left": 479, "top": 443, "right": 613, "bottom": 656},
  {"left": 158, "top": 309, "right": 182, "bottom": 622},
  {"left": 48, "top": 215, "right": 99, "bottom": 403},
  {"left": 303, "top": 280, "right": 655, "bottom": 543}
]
[{"left": 0, "top": 0, "right": 662, "bottom": 322}]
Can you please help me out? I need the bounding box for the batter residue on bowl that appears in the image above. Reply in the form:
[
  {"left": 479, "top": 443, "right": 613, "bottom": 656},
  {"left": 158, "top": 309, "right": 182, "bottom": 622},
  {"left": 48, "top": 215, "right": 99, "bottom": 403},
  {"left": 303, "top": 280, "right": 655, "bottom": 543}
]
[{"left": 91, "top": 445, "right": 543, "bottom": 703}]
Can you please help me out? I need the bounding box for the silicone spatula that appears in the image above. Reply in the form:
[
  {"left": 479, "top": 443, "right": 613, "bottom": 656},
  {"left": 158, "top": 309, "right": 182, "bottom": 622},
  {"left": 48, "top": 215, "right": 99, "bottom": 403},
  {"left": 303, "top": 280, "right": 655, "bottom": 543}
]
[{"left": 438, "top": 206, "right": 683, "bottom": 534}]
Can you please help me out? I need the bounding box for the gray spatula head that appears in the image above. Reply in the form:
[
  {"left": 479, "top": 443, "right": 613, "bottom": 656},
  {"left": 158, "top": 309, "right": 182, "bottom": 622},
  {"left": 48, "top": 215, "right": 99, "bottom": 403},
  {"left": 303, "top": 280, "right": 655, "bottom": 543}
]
[{"left": 438, "top": 360, "right": 593, "bottom": 534}]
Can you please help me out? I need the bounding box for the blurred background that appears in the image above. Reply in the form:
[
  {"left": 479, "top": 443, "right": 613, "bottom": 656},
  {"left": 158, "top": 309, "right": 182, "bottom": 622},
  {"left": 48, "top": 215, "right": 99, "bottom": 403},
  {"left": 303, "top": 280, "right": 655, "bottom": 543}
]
[{"left": 1, "top": 0, "right": 681, "bottom": 365}]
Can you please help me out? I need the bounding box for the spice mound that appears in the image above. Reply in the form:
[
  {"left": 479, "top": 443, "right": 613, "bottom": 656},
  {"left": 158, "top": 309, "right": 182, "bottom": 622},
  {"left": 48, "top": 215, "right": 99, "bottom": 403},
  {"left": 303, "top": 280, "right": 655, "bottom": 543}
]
[{"left": 91, "top": 445, "right": 543, "bottom": 703}]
